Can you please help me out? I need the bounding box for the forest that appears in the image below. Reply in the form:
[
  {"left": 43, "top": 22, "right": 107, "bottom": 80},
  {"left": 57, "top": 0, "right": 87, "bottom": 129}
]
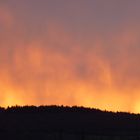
[{"left": 0, "top": 105, "right": 140, "bottom": 140}]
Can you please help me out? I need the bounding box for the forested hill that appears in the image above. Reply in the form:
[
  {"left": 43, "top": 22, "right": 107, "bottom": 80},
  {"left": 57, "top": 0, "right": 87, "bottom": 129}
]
[{"left": 0, "top": 105, "right": 140, "bottom": 139}]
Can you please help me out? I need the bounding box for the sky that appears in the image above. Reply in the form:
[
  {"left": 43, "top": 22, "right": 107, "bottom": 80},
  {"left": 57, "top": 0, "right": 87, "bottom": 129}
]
[{"left": 0, "top": 0, "right": 140, "bottom": 113}]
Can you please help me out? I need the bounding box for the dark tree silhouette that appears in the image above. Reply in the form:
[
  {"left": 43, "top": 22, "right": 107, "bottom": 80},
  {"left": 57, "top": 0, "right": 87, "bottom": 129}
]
[{"left": 0, "top": 105, "right": 140, "bottom": 139}]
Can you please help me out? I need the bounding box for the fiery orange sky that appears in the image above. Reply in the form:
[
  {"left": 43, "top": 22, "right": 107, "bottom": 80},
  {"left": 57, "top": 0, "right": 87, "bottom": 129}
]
[{"left": 0, "top": 0, "right": 140, "bottom": 113}]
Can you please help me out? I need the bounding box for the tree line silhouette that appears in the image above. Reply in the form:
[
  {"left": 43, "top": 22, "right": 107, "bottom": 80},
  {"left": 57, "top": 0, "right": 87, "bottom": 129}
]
[{"left": 0, "top": 105, "right": 140, "bottom": 139}]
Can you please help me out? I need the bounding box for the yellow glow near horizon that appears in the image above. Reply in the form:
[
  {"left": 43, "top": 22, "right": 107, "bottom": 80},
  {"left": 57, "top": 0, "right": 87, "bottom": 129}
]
[{"left": 0, "top": 7, "right": 140, "bottom": 113}]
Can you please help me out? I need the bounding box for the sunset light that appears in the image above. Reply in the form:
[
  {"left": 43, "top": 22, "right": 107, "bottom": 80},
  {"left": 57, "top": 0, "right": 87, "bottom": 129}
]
[{"left": 0, "top": 0, "right": 140, "bottom": 113}]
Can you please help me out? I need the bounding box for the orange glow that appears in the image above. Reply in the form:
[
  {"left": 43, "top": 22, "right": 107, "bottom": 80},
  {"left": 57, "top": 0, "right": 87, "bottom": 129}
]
[{"left": 0, "top": 22, "right": 140, "bottom": 113}]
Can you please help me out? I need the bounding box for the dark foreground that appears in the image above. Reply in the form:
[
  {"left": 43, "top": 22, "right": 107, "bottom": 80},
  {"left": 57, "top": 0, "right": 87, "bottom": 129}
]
[{"left": 0, "top": 105, "right": 140, "bottom": 140}]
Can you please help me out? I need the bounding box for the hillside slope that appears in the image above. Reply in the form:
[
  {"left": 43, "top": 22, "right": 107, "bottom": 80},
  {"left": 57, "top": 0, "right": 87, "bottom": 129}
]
[{"left": 0, "top": 105, "right": 140, "bottom": 139}]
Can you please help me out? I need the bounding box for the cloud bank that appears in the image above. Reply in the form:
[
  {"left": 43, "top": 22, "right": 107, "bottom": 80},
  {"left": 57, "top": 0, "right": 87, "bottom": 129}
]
[{"left": 0, "top": 1, "right": 140, "bottom": 113}]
